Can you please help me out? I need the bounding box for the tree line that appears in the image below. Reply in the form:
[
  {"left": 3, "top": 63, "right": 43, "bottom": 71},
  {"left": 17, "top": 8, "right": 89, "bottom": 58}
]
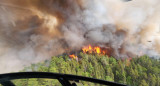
[{"left": 2, "top": 52, "right": 160, "bottom": 86}]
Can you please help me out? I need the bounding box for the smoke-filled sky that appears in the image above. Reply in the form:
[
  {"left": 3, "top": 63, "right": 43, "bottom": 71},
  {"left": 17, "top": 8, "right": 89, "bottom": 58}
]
[{"left": 0, "top": 0, "right": 160, "bottom": 73}]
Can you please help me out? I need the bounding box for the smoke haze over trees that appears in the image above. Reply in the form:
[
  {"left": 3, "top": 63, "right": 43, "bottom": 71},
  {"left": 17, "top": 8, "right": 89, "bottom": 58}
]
[{"left": 0, "top": 0, "right": 160, "bottom": 73}]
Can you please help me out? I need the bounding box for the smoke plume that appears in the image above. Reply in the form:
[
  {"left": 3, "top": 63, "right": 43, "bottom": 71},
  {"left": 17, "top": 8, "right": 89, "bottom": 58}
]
[{"left": 0, "top": 0, "right": 160, "bottom": 73}]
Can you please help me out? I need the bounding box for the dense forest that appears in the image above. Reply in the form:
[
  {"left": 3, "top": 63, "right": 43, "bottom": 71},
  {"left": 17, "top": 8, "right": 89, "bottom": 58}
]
[{"left": 2, "top": 52, "right": 160, "bottom": 86}]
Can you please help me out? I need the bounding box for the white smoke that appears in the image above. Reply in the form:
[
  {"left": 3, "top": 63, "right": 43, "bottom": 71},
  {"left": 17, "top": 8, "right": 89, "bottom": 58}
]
[{"left": 0, "top": 0, "right": 160, "bottom": 73}]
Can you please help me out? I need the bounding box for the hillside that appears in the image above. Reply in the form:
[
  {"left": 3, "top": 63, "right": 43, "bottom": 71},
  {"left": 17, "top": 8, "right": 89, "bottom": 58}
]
[{"left": 11, "top": 53, "right": 160, "bottom": 86}]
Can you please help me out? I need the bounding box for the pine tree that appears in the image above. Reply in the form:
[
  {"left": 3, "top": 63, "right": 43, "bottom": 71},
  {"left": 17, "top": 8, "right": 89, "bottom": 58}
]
[{"left": 139, "top": 80, "right": 149, "bottom": 86}]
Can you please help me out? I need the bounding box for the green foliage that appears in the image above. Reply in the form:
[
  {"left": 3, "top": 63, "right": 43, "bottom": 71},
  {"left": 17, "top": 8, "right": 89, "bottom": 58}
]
[
  {"left": 139, "top": 80, "right": 149, "bottom": 86},
  {"left": 12, "top": 53, "right": 160, "bottom": 86}
]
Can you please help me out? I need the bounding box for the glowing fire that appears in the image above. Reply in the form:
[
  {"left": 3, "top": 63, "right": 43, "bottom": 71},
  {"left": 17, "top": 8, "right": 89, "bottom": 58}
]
[
  {"left": 82, "top": 45, "right": 108, "bottom": 55},
  {"left": 69, "top": 54, "right": 77, "bottom": 59},
  {"left": 69, "top": 45, "right": 110, "bottom": 59}
]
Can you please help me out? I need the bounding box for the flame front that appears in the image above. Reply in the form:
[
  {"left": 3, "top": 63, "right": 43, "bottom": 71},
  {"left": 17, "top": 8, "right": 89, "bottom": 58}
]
[
  {"left": 94, "top": 47, "right": 101, "bottom": 54},
  {"left": 69, "top": 54, "right": 77, "bottom": 59},
  {"left": 82, "top": 45, "right": 108, "bottom": 55},
  {"left": 69, "top": 45, "right": 109, "bottom": 60}
]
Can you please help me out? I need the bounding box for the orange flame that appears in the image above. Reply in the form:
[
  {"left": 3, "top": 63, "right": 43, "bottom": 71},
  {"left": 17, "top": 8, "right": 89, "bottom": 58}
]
[
  {"left": 82, "top": 45, "right": 108, "bottom": 55},
  {"left": 94, "top": 47, "right": 101, "bottom": 54},
  {"left": 69, "top": 54, "right": 78, "bottom": 59},
  {"left": 69, "top": 45, "right": 110, "bottom": 60}
]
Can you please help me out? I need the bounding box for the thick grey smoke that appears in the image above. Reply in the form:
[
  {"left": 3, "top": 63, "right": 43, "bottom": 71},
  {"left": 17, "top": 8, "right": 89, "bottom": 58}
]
[{"left": 0, "top": 0, "right": 160, "bottom": 73}]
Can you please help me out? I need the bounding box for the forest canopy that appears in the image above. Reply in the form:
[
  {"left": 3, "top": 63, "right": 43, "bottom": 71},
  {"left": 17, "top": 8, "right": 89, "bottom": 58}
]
[{"left": 4, "top": 52, "right": 160, "bottom": 86}]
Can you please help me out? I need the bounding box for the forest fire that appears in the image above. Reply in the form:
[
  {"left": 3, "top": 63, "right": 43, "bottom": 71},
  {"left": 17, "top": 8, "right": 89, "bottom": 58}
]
[
  {"left": 69, "top": 54, "right": 77, "bottom": 59},
  {"left": 68, "top": 45, "right": 111, "bottom": 59},
  {"left": 82, "top": 45, "right": 108, "bottom": 55}
]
